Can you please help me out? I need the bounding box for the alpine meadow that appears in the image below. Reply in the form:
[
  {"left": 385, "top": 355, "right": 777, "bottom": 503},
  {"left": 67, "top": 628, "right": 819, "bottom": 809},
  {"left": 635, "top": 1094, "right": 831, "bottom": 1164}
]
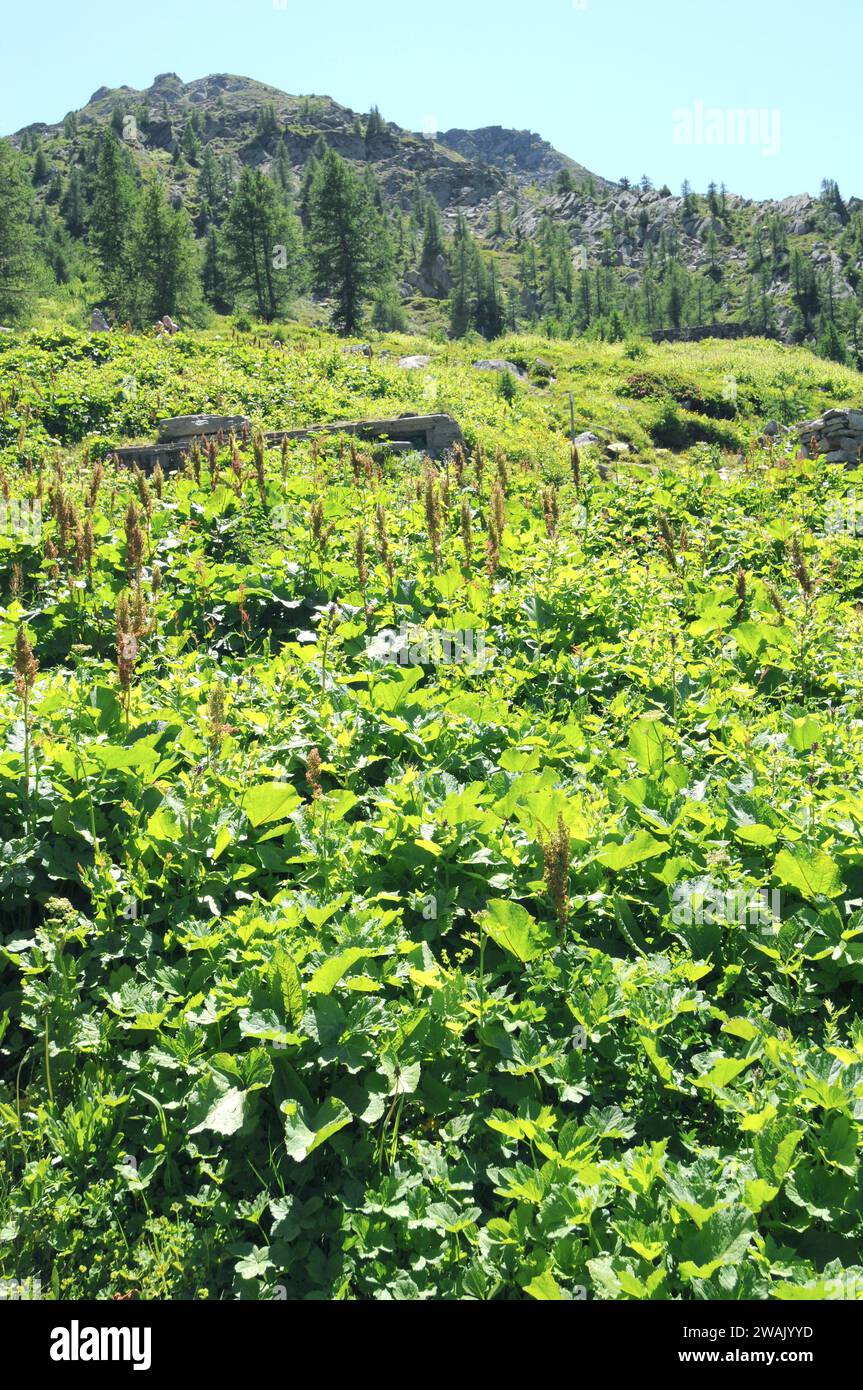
[{"left": 2, "top": 0, "right": 863, "bottom": 1324}]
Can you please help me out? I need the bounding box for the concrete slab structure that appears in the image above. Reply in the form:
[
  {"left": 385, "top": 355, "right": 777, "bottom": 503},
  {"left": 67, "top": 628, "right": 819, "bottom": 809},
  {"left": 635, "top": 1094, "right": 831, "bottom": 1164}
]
[{"left": 114, "top": 413, "right": 464, "bottom": 471}]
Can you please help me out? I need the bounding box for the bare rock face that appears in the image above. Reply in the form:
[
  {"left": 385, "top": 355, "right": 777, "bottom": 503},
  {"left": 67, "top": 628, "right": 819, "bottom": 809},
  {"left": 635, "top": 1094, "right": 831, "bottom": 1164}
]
[
  {"left": 438, "top": 125, "right": 602, "bottom": 189},
  {"left": 796, "top": 408, "right": 863, "bottom": 464},
  {"left": 403, "top": 253, "right": 452, "bottom": 300}
]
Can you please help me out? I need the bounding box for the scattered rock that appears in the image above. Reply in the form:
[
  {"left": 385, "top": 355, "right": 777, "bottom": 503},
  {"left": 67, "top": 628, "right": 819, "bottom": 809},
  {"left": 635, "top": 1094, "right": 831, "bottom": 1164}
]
[
  {"left": 606, "top": 441, "right": 631, "bottom": 458},
  {"left": 91, "top": 309, "right": 111, "bottom": 332},
  {"left": 398, "top": 355, "right": 432, "bottom": 369},
  {"left": 473, "top": 359, "right": 527, "bottom": 379},
  {"left": 757, "top": 419, "right": 791, "bottom": 445},
  {"left": 573, "top": 431, "right": 600, "bottom": 447},
  {"left": 343, "top": 343, "right": 373, "bottom": 358}
]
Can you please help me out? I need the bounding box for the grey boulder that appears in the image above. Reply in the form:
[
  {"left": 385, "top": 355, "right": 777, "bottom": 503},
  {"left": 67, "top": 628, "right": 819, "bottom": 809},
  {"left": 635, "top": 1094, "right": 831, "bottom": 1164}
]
[{"left": 473, "top": 359, "right": 527, "bottom": 379}]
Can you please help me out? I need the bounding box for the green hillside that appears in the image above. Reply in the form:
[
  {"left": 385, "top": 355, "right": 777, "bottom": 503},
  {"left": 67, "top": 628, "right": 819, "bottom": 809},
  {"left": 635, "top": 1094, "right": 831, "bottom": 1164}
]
[{"left": 2, "top": 324, "right": 863, "bottom": 1299}]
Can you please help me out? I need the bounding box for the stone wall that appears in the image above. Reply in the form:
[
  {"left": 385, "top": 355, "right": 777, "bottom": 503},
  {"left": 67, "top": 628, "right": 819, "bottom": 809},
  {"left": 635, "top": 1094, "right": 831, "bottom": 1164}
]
[
  {"left": 796, "top": 408, "right": 863, "bottom": 465},
  {"left": 650, "top": 324, "right": 758, "bottom": 344}
]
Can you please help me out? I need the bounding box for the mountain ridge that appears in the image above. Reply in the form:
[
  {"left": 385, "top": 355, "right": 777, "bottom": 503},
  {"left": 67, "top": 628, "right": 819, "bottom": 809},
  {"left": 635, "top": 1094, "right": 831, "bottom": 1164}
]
[{"left": 7, "top": 72, "right": 862, "bottom": 356}]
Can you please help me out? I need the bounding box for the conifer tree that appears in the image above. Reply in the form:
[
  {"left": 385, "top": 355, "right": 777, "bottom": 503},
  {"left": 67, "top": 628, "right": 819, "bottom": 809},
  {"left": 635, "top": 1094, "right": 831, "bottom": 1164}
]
[
  {"left": 307, "top": 148, "right": 390, "bottom": 333},
  {"left": 202, "top": 227, "right": 228, "bottom": 312},
  {"left": 223, "top": 167, "right": 304, "bottom": 320},
  {"left": 0, "top": 140, "right": 37, "bottom": 322},
  {"left": 199, "top": 144, "right": 220, "bottom": 212},
  {"left": 33, "top": 148, "right": 50, "bottom": 184},
  {"left": 90, "top": 131, "right": 137, "bottom": 304},
  {"left": 448, "top": 215, "right": 475, "bottom": 337},
  {"left": 420, "top": 200, "right": 444, "bottom": 273},
  {"left": 124, "top": 175, "right": 199, "bottom": 324},
  {"left": 61, "top": 167, "right": 87, "bottom": 237},
  {"left": 365, "top": 106, "right": 385, "bottom": 140}
]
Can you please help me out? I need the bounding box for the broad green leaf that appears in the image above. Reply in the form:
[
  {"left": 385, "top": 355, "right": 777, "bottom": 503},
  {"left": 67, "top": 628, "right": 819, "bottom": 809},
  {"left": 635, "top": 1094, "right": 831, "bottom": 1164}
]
[
  {"left": 677, "top": 1209, "right": 755, "bottom": 1280},
  {"left": 283, "top": 1096, "right": 353, "bottom": 1162},
  {"left": 523, "top": 1268, "right": 564, "bottom": 1300},
  {"left": 597, "top": 831, "right": 666, "bottom": 871},
  {"left": 244, "top": 782, "right": 301, "bottom": 829},
  {"left": 788, "top": 715, "right": 822, "bottom": 752},
  {"left": 628, "top": 717, "right": 672, "bottom": 775},
  {"left": 743, "top": 1179, "right": 779, "bottom": 1213},
  {"left": 692, "top": 1055, "right": 756, "bottom": 1091},
  {"left": 735, "top": 823, "right": 776, "bottom": 846},
  {"left": 273, "top": 948, "right": 304, "bottom": 1026},
  {"left": 481, "top": 900, "right": 555, "bottom": 962},
  {"left": 211, "top": 825, "right": 233, "bottom": 862},
  {"left": 721, "top": 1018, "right": 760, "bottom": 1041},
  {"left": 188, "top": 1081, "right": 248, "bottom": 1137},
  {"left": 773, "top": 848, "right": 844, "bottom": 901},
  {"left": 639, "top": 1032, "right": 675, "bottom": 1084},
  {"left": 307, "top": 947, "right": 370, "bottom": 995}
]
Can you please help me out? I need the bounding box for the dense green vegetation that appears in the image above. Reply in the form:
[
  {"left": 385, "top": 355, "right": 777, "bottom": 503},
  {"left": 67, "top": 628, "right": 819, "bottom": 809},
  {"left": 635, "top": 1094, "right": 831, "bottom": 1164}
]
[{"left": 2, "top": 324, "right": 863, "bottom": 1300}]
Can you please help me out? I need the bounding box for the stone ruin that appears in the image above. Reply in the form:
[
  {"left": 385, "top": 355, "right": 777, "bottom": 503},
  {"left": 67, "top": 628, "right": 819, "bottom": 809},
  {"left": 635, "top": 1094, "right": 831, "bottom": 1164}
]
[
  {"left": 650, "top": 324, "right": 755, "bottom": 345},
  {"left": 114, "top": 412, "right": 465, "bottom": 472},
  {"left": 796, "top": 408, "right": 863, "bottom": 466}
]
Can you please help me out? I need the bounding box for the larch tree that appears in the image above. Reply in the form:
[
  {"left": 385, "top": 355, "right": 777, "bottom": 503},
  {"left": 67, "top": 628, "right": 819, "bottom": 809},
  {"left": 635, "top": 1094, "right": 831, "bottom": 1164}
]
[
  {"left": 125, "top": 175, "right": 199, "bottom": 324},
  {"left": 0, "top": 139, "right": 37, "bottom": 323},
  {"left": 223, "top": 167, "right": 304, "bottom": 321},
  {"left": 307, "top": 148, "right": 390, "bottom": 334}
]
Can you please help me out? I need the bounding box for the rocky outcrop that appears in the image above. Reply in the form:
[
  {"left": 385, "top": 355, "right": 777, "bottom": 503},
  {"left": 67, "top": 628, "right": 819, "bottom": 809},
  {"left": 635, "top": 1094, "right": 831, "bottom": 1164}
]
[
  {"left": 403, "top": 253, "right": 452, "bottom": 299},
  {"left": 437, "top": 126, "right": 605, "bottom": 189}
]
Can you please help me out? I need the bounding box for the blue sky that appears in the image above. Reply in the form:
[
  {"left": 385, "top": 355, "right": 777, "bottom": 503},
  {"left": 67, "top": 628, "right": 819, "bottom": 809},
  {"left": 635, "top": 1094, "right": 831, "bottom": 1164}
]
[{"left": 3, "top": 0, "right": 859, "bottom": 201}]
